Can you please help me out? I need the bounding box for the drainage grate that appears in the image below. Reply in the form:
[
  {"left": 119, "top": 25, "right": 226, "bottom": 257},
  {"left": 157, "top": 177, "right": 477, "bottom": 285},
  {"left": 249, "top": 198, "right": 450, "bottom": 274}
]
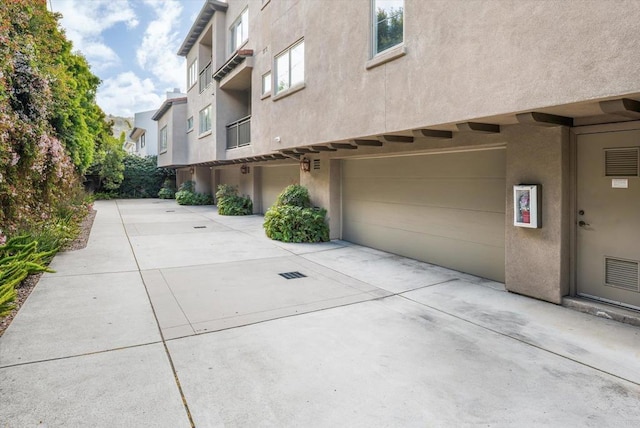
[
  {"left": 165, "top": 210, "right": 175, "bottom": 213},
  {"left": 193, "top": 226, "right": 207, "bottom": 229},
  {"left": 279, "top": 271, "right": 307, "bottom": 280}
]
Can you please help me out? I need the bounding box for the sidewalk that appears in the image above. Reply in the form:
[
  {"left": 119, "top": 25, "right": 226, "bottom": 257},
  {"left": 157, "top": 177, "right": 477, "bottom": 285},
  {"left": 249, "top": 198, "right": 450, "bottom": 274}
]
[{"left": 1, "top": 199, "right": 639, "bottom": 427}]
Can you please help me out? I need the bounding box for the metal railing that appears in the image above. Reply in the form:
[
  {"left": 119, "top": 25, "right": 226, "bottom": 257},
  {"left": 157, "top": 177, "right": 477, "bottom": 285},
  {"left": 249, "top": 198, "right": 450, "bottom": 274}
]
[
  {"left": 199, "top": 62, "right": 212, "bottom": 93},
  {"left": 226, "top": 115, "right": 251, "bottom": 149}
]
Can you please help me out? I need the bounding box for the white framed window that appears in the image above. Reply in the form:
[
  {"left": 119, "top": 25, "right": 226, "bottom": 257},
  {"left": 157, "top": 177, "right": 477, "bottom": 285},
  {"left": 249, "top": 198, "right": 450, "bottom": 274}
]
[
  {"left": 372, "top": 0, "right": 404, "bottom": 55},
  {"left": 262, "top": 71, "right": 271, "bottom": 96},
  {"left": 199, "top": 105, "right": 212, "bottom": 135},
  {"left": 275, "top": 39, "right": 304, "bottom": 94},
  {"left": 230, "top": 8, "right": 249, "bottom": 52},
  {"left": 188, "top": 59, "right": 198, "bottom": 89},
  {"left": 187, "top": 116, "right": 194, "bottom": 132},
  {"left": 160, "top": 126, "right": 167, "bottom": 152},
  {"left": 140, "top": 133, "right": 145, "bottom": 148}
]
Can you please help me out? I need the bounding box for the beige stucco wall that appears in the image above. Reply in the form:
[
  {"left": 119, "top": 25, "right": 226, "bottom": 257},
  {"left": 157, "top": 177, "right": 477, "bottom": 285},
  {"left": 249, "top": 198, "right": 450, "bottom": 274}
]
[
  {"left": 299, "top": 156, "right": 341, "bottom": 240},
  {"left": 504, "top": 125, "right": 571, "bottom": 304}
]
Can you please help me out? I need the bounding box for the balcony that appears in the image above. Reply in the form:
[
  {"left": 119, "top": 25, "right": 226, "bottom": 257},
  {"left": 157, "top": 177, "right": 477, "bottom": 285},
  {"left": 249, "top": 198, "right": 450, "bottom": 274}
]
[
  {"left": 226, "top": 115, "right": 251, "bottom": 149},
  {"left": 199, "top": 62, "right": 212, "bottom": 93}
]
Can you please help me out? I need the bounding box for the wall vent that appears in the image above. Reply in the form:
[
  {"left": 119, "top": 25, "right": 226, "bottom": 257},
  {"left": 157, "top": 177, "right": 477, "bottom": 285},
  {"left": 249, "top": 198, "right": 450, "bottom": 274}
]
[
  {"left": 605, "top": 257, "right": 639, "bottom": 292},
  {"left": 604, "top": 148, "right": 639, "bottom": 177},
  {"left": 313, "top": 159, "right": 321, "bottom": 170}
]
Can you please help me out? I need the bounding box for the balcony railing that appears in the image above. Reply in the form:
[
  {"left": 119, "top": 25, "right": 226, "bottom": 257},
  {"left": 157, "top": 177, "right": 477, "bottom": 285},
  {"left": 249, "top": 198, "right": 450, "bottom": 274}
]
[
  {"left": 199, "top": 62, "right": 212, "bottom": 93},
  {"left": 226, "top": 115, "right": 251, "bottom": 149}
]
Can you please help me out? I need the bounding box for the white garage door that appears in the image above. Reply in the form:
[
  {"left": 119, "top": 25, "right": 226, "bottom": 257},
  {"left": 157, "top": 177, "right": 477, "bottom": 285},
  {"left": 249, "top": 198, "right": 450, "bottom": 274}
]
[
  {"left": 261, "top": 164, "right": 299, "bottom": 213},
  {"left": 342, "top": 149, "right": 506, "bottom": 282}
]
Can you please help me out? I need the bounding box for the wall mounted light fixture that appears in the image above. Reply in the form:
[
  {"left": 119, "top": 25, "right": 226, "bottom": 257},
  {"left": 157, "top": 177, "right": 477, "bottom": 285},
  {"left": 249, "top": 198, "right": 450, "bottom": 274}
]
[
  {"left": 300, "top": 157, "right": 311, "bottom": 172},
  {"left": 189, "top": 167, "right": 195, "bottom": 175},
  {"left": 240, "top": 164, "right": 250, "bottom": 175}
]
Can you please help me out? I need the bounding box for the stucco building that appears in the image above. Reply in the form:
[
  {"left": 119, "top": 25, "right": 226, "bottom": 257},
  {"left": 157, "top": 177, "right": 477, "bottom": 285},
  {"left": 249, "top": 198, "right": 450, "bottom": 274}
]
[{"left": 157, "top": 0, "right": 640, "bottom": 312}]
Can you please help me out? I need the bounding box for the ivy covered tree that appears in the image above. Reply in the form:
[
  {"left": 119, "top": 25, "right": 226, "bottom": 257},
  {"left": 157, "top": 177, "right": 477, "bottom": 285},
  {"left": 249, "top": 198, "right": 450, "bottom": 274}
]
[{"left": 0, "top": 0, "right": 110, "bottom": 232}]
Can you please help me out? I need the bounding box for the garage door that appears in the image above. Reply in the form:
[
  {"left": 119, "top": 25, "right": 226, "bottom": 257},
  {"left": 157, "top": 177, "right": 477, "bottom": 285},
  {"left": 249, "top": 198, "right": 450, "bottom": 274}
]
[
  {"left": 261, "top": 164, "right": 299, "bottom": 213},
  {"left": 342, "top": 149, "right": 506, "bottom": 282}
]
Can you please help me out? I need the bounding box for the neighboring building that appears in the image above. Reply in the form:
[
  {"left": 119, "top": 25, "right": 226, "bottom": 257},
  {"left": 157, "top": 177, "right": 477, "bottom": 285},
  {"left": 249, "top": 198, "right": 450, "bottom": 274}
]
[
  {"left": 158, "top": 0, "right": 640, "bottom": 311},
  {"left": 127, "top": 110, "right": 157, "bottom": 157}
]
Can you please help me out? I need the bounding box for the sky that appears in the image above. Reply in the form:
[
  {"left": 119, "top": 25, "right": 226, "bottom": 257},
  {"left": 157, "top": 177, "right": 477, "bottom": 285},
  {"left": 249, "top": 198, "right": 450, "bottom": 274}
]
[{"left": 49, "top": 0, "right": 206, "bottom": 117}]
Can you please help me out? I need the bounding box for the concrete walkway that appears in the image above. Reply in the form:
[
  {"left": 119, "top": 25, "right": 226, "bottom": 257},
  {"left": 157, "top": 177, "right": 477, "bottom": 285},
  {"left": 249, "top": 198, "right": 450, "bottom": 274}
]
[{"left": 1, "top": 199, "right": 639, "bottom": 427}]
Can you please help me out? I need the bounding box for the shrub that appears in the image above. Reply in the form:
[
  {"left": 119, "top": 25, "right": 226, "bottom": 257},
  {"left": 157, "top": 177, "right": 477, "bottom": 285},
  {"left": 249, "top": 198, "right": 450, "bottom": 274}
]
[
  {"left": 215, "top": 184, "right": 253, "bottom": 216},
  {"left": 117, "top": 155, "right": 175, "bottom": 198},
  {"left": 175, "top": 191, "right": 214, "bottom": 205},
  {"left": 158, "top": 187, "right": 175, "bottom": 199},
  {"left": 263, "top": 185, "right": 329, "bottom": 243},
  {"left": 274, "top": 184, "right": 311, "bottom": 208}
]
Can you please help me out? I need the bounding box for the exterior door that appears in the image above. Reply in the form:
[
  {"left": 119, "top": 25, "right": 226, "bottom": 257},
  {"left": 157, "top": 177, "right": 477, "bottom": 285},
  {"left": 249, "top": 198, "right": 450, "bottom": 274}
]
[
  {"left": 342, "top": 149, "right": 506, "bottom": 282},
  {"left": 576, "top": 129, "right": 640, "bottom": 309}
]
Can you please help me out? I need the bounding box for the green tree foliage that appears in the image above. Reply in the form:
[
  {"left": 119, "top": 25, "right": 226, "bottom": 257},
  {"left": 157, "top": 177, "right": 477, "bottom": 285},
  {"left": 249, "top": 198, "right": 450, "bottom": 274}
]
[
  {"left": 0, "top": 0, "right": 107, "bottom": 231},
  {"left": 118, "top": 155, "right": 174, "bottom": 198},
  {"left": 376, "top": 6, "right": 404, "bottom": 53}
]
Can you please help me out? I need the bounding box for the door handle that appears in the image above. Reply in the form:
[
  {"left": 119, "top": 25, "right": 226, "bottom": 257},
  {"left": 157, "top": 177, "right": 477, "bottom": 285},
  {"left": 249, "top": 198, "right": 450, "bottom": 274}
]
[{"left": 578, "top": 220, "right": 590, "bottom": 227}]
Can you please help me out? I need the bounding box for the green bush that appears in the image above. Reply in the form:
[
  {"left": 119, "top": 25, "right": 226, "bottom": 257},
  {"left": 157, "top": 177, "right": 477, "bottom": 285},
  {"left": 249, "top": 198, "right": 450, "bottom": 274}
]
[
  {"left": 158, "top": 187, "right": 175, "bottom": 199},
  {"left": 175, "top": 191, "right": 214, "bottom": 206},
  {"left": 274, "top": 184, "right": 311, "bottom": 208},
  {"left": 263, "top": 185, "right": 329, "bottom": 243},
  {"left": 264, "top": 206, "right": 329, "bottom": 243},
  {"left": 116, "top": 155, "right": 175, "bottom": 198},
  {"left": 215, "top": 184, "right": 253, "bottom": 216}
]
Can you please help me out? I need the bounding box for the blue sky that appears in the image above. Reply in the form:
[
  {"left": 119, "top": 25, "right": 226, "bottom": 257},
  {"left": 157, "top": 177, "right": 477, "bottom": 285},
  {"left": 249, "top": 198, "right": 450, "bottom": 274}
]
[{"left": 49, "top": 0, "right": 206, "bottom": 117}]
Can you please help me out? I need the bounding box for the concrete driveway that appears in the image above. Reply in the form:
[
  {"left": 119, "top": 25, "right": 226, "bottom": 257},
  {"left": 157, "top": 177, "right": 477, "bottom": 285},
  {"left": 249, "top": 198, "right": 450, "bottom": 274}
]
[{"left": 1, "top": 199, "right": 639, "bottom": 427}]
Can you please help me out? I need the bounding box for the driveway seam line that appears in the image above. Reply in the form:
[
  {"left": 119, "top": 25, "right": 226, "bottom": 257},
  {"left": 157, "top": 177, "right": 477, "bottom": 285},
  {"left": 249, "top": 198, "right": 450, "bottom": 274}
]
[
  {"left": 116, "top": 200, "right": 196, "bottom": 428},
  {"left": 0, "top": 341, "right": 164, "bottom": 370},
  {"left": 396, "top": 293, "right": 640, "bottom": 387},
  {"left": 158, "top": 269, "right": 196, "bottom": 333}
]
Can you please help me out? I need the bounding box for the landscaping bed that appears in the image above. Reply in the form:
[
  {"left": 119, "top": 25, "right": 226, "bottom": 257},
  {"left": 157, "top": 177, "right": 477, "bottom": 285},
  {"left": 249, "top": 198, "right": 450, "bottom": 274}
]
[{"left": 0, "top": 208, "right": 96, "bottom": 337}]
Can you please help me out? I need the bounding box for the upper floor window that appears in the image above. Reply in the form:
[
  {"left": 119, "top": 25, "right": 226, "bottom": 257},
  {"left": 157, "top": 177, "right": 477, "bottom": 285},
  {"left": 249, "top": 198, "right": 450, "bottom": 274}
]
[
  {"left": 140, "top": 132, "right": 146, "bottom": 148},
  {"left": 373, "top": 0, "right": 404, "bottom": 55},
  {"left": 275, "top": 39, "right": 304, "bottom": 94},
  {"left": 199, "top": 105, "right": 212, "bottom": 135},
  {"left": 188, "top": 59, "right": 198, "bottom": 89},
  {"left": 160, "top": 126, "right": 168, "bottom": 152},
  {"left": 187, "top": 116, "right": 194, "bottom": 132},
  {"left": 262, "top": 71, "right": 271, "bottom": 96},
  {"left": 230, "top": 8, "right": 249, "bottom": 52}
]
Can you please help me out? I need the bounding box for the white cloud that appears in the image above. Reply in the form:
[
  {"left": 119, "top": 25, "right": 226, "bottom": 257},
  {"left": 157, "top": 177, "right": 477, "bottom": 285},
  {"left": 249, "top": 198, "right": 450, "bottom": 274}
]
[
  {"left": 136, "top": 0, "right": 186, "bottom": 90},
  {"left": 97, "top": 72, "right": 163, "bottom": 116},
  {"left": 52, "top": 0, "right": 138, "bottom": 71}
]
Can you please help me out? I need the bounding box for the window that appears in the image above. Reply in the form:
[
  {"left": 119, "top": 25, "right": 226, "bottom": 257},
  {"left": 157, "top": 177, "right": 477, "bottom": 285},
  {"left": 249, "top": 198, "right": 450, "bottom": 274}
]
[
  {"left": 262, "top": 71, "right": 271, "bottom": 96},
  {"left": 275, "top": 40, "right": 304, "bottom": 94},
  {"left": 188, "top": 59, "right": 198, "bottom": 89},
  {"left": 199, "top": 105, "right": 212, "bottom": 134},
  {"left": 140, "top": 133, "right": 145, "bottom": 148},
  {"left": 187, "top": 116, "right": 194, "bottom": 132},
  {"left": 372, "top": 0, "right": 404, "bottom": 55},
  {"left": 160, "top": 126, "right": 167, "bottom": 152},
  {"left": 230, "top": 8, "right": 249, "bottom": 52}
]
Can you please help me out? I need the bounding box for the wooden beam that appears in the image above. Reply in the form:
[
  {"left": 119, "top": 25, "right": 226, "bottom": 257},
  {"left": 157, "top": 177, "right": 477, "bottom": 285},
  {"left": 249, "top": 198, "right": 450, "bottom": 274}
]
[
  {"left": 516, "top": 112, "right": 573, "bottom": 127},
  {"left": 353, "top": 139, "right": 383, "bottom": 147},
  {"left": 330, "top": 143, "right": 358, "bottom": 150},
  {"left": 379, "top": 135, "right": 414, "bottom": 143},
  {"left": 311, "top": 145, "right": 337, "bottom": 151},
  {"left": 412, "top": 129, "right": 453, "bottom": 139},
  {"left": 293, "top": 148, "right": 320, "bottom": 154},
  {"left": 456, "top": 122, "right": 500, "bottom": 133},
  {"left": 599, "top": 98, "right": 640, "bottom": 118}
]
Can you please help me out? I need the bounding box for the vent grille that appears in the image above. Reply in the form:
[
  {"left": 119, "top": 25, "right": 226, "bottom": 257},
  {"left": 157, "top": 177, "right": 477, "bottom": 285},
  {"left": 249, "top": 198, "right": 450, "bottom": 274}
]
[
  {"left": 313, "top": 159, "right": 321, "bottom": 170},
  {"left": 605, "top": 258, "right": 639, "bottom": 291},
  {"left": 279, "top": 271, "right": 307, "bottom": 280},
  {"left": 605, "top": 148, "right": 639, "bottom": 177}
]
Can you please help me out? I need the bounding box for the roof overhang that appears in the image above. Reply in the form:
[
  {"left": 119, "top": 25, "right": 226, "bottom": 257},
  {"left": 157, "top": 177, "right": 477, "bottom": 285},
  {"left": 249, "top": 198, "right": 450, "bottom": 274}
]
[
  {"left": 177, "top": 0, "right": 228, "bottom": 57},
  {"left": 152, "top": 97, "right": 187, "bottom": 121},
  {"left": 129, "top": 127, "right": 146, "bottom": 140}
]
